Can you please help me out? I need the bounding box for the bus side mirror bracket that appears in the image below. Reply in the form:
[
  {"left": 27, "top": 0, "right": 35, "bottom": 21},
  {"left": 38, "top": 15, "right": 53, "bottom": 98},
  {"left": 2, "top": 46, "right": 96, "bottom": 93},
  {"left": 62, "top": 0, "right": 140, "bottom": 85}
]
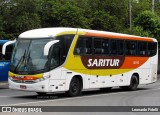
[
  {"left": 44, "top": 40, "right": 59, "bottom": 56},
  {"left": 2, "top": 40, "right": 16, "bottom": 55}
]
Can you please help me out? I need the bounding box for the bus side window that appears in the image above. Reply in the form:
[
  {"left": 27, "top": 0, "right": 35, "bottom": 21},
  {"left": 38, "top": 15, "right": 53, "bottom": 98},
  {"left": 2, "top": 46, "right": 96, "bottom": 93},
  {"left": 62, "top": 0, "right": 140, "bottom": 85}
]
[
  {"left": 93, "top": 38, "right": 109, "bottom": 55},
  {"left": 138, "top": 42, "right": 147, "bottom": 56},
  {"left": 50, "top": 45, "right": 61, "bottom": 68},
  {"left": 102, "top": 39, "right": 109, "bottom": 55},
  {"left": 117, "top": 40, "right": 124, "bottom": 55},
  {"left": 126, "top": 41, "right": 136, "bottom": 56},
  {"left": 55, "top": 35, "right": 74, "bottom": 64},
  {"left": 148, "top": 42, "right": 157, "bottom": 56},
  {"left": 110, "top": 40, "right": 117, "bottom": 55},
  {"left": 94, "top": 39, "right": 102, "bottom": 54},
  {"left": 74, "top": 36, "right": 92, "bottom": 55}
]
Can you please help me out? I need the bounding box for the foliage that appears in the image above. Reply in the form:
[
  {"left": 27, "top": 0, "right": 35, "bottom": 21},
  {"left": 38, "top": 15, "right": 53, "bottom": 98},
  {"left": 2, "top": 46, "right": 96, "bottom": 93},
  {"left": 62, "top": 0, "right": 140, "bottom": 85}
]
[
  {"left": 0, "top": 0, "right": 41, "bottom": 39},
  {"left": 90, "top": 10, "right": 120, "bottom": 32},
  {"left": 134, "top": 11, "right": 160, "bottom": 40},
  {"left": 0, "top": 0, "right": 160, "bottom": 40},
  {"left": 123, "top": 26, "right": 153, "bottom": 38}
]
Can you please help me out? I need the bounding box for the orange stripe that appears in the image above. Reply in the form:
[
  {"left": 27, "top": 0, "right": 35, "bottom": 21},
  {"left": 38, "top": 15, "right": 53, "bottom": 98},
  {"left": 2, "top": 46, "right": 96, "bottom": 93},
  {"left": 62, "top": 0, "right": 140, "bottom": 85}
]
[
  {"left": 12, "top": 76, "right": 38, "bottom": 80},
  {"left": 85, "top": 32, "right": 153, "bottom": 42},
  {"left": 120, "top": 56, "right": 149, "bottom": 69}
]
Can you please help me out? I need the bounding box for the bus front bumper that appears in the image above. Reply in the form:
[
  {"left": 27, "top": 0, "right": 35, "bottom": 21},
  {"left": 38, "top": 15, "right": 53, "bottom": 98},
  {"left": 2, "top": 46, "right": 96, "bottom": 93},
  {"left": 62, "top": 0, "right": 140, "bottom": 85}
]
[{"left": 8, "top": 79, "right": 50, "bottom": 92}]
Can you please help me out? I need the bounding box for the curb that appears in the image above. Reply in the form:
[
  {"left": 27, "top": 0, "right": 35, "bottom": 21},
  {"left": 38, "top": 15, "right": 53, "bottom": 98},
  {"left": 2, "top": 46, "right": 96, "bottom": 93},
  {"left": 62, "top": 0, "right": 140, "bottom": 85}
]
[{"left": 0, "top": 82, "right": 8, "bottom": 86}]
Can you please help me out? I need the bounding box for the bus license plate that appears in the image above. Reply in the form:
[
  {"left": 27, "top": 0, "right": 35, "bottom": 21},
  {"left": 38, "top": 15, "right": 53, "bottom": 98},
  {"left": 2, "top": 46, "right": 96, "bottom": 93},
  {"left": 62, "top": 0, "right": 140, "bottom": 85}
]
[{"left": 20, "top": 85, "right": 27, "bottom": 89}]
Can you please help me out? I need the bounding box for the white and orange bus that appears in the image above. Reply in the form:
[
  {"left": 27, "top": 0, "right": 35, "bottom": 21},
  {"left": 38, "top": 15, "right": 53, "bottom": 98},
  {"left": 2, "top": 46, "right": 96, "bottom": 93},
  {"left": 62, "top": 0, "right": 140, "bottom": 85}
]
[{"left": 2, "top": 28, "right": 158, "bottom": 96}]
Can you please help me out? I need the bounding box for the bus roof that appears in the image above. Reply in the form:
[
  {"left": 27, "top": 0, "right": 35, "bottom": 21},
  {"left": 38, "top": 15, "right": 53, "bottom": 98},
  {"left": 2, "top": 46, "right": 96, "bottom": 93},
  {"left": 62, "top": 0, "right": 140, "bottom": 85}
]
[
  {"left": 19, "top": 27, "right": 78, "bottom": 39},
  {"left": 18, "top": 27, "right": 156, "bottom": 42}
]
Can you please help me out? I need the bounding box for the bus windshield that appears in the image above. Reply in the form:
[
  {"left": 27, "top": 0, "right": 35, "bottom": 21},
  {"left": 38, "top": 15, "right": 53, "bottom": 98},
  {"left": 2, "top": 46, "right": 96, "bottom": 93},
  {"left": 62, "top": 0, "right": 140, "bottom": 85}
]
[
  {"left": 10, "top": 38, "right": 51, "bottom": 74},
  {"left": 10, "top": 35, "right": 74, "bottom": 74}
]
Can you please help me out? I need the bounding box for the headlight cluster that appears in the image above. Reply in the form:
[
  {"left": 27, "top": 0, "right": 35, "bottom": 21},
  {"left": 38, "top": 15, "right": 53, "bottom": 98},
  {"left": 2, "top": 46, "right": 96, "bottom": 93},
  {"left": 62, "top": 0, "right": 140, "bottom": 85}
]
[
  {"left": 9, "top": 77, "right": 13, "bottom": 80},
  {"left": 9, "top": 75, "right": 50, "bottom": 83},
  {"left": 35, "top": 75, "right": 50, "bottom": 83}
]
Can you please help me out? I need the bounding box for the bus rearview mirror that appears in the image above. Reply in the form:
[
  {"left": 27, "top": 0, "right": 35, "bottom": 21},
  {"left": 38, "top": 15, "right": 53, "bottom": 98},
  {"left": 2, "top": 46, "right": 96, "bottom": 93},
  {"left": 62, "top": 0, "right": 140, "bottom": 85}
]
[
  {"left": 2, "top": 40, "right": 16, "bottom": 55},
  {"left": 44, "top": 40, "right": 59, "bottom": 56}
]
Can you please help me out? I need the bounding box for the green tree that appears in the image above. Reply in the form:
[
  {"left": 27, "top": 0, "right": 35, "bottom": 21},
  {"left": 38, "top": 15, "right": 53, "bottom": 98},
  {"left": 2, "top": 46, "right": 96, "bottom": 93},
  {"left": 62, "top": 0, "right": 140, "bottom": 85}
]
[
  {"left": 39, "top": 0, "right": 90, "bottom": 28},
  {"left": 123, "top": 26, "right": 153, "bottom": 37},
  {"left": 131, "top": 0, "right": 151, "bottom": 18},
  {"left": 134, "top": 10, "right": 160, "bottom": 39},
  {"left": 1, "top": 0, "right": 160, "bottom": 40},
  {"left": 86, "top": 0, "right": 128, "bottom": 31},
  {"left": 0, "top": 0, "right": 41, "bottom": 39},
  {"left": 90, "top": 10, "right": 120, "bottom": 32},
  {"left": 39, "top": 0, "right": 129, "bottom": 32}
]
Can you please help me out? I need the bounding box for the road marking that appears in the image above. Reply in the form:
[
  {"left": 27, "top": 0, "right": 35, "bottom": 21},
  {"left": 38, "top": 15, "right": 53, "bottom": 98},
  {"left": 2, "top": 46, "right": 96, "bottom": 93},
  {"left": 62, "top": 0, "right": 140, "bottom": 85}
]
[
  {"left": 0, "top": 96, "right": 10, "bottom": 97},
  {"left": 1, "top": 87, "right": 160, "bottom": 106}
]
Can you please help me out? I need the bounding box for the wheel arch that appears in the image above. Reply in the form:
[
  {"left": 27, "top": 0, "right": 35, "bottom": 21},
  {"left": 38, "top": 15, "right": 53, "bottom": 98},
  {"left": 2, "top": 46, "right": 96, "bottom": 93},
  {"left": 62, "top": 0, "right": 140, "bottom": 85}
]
[
  {"left": 66, "top": 75, "right": 83, "bottom": 96},
  {"left": 71, "top": 75, "right": 83, "bottom": 89},
  {"left": 66, "top": 74, "right": 84, "bottom": 91}
]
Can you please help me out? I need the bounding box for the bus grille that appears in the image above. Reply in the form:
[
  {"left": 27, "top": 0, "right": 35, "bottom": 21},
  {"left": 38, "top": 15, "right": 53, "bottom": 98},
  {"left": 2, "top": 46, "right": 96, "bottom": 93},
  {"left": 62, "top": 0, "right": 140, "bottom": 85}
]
[{"left": 12, "top": 79, "right": 36, "bottom": 84}]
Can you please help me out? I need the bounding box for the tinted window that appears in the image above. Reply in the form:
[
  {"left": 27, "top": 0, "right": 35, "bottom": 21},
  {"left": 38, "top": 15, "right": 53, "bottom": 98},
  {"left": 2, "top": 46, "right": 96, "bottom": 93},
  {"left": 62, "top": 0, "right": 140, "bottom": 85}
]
[
  {"left": 56, "top": 35, "right": 74, "bottom": 56},
  {"left": 94, "top": 38, "right": 109, "bottom": 55},
  {"left": 102, "top": 39, "right": 109, "bottom": 55},
  {"left": 94, "top": 39, "right": 101, "bottom": 54},
  {"left": 74, "top": 36, "right": 92, "bottom": 55},
  {"left": 117, "top": 40, "right": 124, "bottom": 55},
  {"left": 0, "top": 44, "right": 14, "bottom": 61},
  {"left": 50, "top": 46, "right": 61, "bottom": 68},
  {"left": 55, "top": 35, "right": 74, "bottom": 64},
  {"left": 148, "top": 42, "right": 157, "bottom": 56},
  {"left": 5, "top": 45, "right": 14, "bottom": 60},
  {"left": 110, "top": 40, "right": 117, "bottom": 55},
  {"left": 126, "top": 41, "right": 136, "bottom": 56},
  {"left": 138, "top": 42, "right": 147, "bottom": 56}
]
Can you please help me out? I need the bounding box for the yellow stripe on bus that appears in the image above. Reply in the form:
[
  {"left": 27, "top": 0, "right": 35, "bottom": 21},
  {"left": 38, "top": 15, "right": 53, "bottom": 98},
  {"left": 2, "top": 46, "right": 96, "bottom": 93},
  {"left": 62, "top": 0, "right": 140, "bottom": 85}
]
[{"left": 9, "top": 71, "right": 43, "bottom": 78}]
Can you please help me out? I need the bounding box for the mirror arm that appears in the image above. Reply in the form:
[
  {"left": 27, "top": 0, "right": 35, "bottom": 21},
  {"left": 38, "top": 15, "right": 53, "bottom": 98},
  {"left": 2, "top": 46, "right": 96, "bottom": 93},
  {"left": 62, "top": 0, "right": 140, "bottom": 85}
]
[
  {"left": 2, "top": 39, "right": 16, "bottom": 55},
  {"left": 44, "top": 40, "right": 59, "bottom": 56}
]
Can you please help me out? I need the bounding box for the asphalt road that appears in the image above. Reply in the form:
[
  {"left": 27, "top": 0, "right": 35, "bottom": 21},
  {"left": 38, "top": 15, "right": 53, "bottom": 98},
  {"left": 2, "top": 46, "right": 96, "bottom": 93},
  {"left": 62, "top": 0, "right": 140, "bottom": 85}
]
[{"left": 0, "top": 75, "right": 160, "bottom": 115}]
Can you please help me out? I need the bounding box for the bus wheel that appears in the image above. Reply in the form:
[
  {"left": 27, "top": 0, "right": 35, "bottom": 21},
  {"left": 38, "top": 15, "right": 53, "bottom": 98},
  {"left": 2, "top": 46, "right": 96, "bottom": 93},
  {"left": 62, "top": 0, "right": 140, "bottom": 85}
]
[
  {"left": 121, "top": 75, "right": 139, "bottom": 91},
  {"left": 36, "top": 92, "right": 47, "bottom": 95},
  {"left": 128, "top": 75, "right": 139, "bottom": 91},
  {"left": 100, "top": 87, "right": 112, "bottom": 92},
  {"left": 67, "top": 77, "right": 82, "bottom": 97}
]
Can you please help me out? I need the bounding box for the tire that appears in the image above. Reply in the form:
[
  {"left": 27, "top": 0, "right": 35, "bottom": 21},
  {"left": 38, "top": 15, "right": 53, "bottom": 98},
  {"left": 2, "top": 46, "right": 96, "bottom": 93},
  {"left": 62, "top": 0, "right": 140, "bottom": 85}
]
[
  {"left": 66, "top": 77, "right": 82, "bottom": 97},
  {"left": 100, "top": 87, "right": 112, "bottom": 92},
  {"left": 128, "top": 75, "right": 139, "bottom": 91},
  {"left": 120, "top": 75, "right": 139, "bottom": 91},
  {"left": 36, "top": 92, "right": 47, "bottom": 95}
]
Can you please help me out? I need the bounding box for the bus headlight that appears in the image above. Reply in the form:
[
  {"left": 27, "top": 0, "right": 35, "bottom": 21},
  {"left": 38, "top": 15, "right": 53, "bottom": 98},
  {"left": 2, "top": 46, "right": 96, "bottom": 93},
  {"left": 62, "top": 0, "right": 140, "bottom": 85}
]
[
  {"left": 35, "top": 75, "right": 49, "bottom": 83},
  {"left": 9, "top": 77, "right": 13, "bottom": 80}
]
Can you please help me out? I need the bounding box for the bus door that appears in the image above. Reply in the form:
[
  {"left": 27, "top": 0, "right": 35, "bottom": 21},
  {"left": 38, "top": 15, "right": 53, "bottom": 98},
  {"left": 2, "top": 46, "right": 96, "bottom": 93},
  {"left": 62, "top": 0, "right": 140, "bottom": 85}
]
[
  {"left": 49, "top": 45, "right": 61, "bottom": 80},
  {"left": 48, "top": 45, "right": 66, "bottom": 91}
]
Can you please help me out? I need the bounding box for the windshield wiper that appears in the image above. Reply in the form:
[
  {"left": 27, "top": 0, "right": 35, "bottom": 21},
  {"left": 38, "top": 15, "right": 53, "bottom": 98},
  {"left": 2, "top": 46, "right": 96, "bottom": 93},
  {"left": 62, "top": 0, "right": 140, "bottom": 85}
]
[
  {"left": 23, "top": 50, "right": 31, "bottom": 71},
  {"left": 14, "top": 49, "right": 26, "bottom": 72},
  {"left": 26, "top": 50, "right": 31, "bottom": 65}
]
